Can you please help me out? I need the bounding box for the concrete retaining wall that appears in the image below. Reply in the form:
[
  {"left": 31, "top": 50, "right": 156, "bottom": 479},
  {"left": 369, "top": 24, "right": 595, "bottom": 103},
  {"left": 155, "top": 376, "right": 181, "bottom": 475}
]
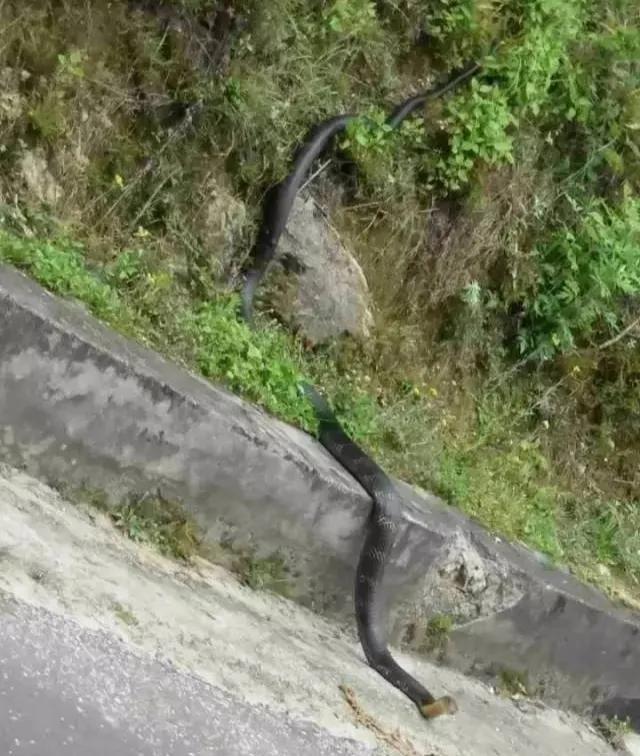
[{"left": 1, "top": 264, "right": 638, "bottom": 727}]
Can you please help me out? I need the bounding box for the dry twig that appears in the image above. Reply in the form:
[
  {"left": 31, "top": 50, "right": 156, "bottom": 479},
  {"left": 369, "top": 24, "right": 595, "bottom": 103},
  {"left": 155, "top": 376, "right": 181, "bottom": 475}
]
[{"left": 339, "top": 684, "right": 439, "bottom": 756}]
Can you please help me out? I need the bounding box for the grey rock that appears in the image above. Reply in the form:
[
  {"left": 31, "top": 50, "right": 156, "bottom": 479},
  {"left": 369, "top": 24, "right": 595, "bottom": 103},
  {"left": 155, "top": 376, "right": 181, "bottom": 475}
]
[
  {"left": 0, "top": 67, "right": 26, "bottom": 123},
  {"left": 17, "top": 149, "right": 61, "bottom": 206},
  {"left": 0, "top": 263, "right": 639, "bottom": 729},
  {"left": 198, "top": 181, "right": 248, "bottom": 276},
  {"left": 267, "top": 195, "right": 374, "bottom": 344}
]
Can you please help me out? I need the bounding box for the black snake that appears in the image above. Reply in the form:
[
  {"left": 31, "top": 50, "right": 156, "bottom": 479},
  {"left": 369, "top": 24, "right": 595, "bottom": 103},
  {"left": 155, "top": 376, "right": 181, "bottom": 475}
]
[
  {"left": 240, "top": 60, "right": 481, "bottom": 324},
  {"left": 239, "top": 62, "right": 482, "bottom": 719}
]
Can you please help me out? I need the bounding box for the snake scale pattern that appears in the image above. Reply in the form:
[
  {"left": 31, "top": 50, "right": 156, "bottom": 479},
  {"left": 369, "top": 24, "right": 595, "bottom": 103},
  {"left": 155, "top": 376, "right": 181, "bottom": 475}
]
[{"left": 239, "top": 61, "right": 483, "bottom": 719}]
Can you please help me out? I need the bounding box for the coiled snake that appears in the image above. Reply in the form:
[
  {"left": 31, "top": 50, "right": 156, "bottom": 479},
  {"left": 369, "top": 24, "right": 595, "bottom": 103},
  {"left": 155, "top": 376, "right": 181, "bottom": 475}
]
[{"left": 239, "top": 62, "right": 482, "bottom": 719}]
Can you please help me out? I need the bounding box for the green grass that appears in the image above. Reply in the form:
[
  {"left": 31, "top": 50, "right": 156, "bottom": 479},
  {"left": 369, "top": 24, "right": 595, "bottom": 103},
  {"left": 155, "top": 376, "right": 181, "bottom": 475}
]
[
  {"left": 1, "top": 229, "right": 639, "bottom": 601},
  {"left": 58, "top": 480, "right": 293, "bottom": 594},
  {"left": 111, "top": 601, "right": 139, "bottom": 627},
  {"left": 109, "top": 495, "right": 200, "bottom": 561},
  {"left": 498, "top": 668, "right": 531, "bottom": 698},
  {"left": 53, "top": 479, "right": 202, "bottom": 561},
  {"left": 593, "top": 714, "right": 632, "bottom": 750},
  {"left": 422, "top": 614, "right": 453, "bottom": 656},
  {"left": 232, "top": 551, "right": 291, "bottom": 596}
]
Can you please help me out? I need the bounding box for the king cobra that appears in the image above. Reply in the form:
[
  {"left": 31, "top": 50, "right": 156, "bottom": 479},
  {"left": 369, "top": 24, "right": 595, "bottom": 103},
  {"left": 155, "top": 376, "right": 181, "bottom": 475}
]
[
  {"left": 240, "top": 60, "right": 481, "bottom": 324},
  {"left": 239, "top": 61, "right": 483, "bottom": 719}
]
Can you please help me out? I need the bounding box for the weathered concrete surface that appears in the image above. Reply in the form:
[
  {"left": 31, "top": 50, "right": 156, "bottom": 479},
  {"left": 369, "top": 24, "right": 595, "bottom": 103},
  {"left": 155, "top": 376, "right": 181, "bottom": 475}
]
[
  {"left": 0, "top": 263, "right": 639, "bottom": 728},
  {"left": 625, "top": 733, "right": 640, "bottom": 756},
  {"left": 0, "top": 465, "right": 618, "bottom": 756}
]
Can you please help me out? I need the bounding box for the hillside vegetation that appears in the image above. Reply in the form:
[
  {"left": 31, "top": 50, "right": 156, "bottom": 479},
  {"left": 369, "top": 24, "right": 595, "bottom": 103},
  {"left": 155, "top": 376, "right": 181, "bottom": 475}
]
[{"left": 0, "top": 0, "right": 639, "bottom": 603}]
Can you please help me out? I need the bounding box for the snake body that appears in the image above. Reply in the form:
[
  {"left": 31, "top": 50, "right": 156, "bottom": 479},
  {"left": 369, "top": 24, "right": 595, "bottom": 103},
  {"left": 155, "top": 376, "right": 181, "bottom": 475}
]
[
  {"left": 241, "top": 114, "right": 353, "bottom": 322},
  {"left": 240, "top": 60, "right": 481, "bottom": 324},
  {"left": 300, "top": 382, "right": 457, "bottom": 719},
  {"left": 239, "top": 62, "right": 483, "bottom": 718}
]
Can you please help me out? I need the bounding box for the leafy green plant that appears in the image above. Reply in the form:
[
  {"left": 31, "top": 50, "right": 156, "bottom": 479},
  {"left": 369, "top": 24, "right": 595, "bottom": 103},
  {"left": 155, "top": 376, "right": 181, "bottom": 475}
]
[
  {"left": 518, "top": 198, "right": 640, "bottom": 358},
  {"left": 342, "top": 112, "right": 394, "bottom": 155},
  {"left": 104, "top": 248, "right": 147, "bottom": 288},
  {"left": 56, "top": 49, "right": 88, "bottom": 80},
  {"left": 498, "top": 667, "right": 530, "bottom": 697},
  {"left": 435, "top": 81, "right": 516, "bottom": 190},
  {"left": 593, "top": 714, "right": 632, "bottom": 750},
  {"left": 111, "top": 601, "right": 139, "bottom": 626},
  {"left": 324, "top": 0, "right": 378, "bottom": 37},
  {"left": 179, "top": 298, "right": 313, "bottom": 426},
  {"left": 233, "top": 551, "right": 291, "bottom": 595},
  {"left": 422, "top": 614, "right": 453, "bottom": 654},
  {"left": 425, "top": 0, "right": 476, "bottom": 39},
  {"left": 0, "top": 232, "right": 125, "bottom": 324},
  {"left": 110, "top": 493, "right": 201, "bottom": 560}
]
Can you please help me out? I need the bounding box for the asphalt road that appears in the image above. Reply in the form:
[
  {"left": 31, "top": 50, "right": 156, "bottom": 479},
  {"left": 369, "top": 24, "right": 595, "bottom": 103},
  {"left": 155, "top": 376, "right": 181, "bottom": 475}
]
[{"left": 0, "top": 595, "right": 374, "bottom": 756}]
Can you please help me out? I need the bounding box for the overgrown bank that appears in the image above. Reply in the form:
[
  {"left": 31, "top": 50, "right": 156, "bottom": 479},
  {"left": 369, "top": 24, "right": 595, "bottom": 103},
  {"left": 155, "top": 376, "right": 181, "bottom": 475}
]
[{"left": 0, "top": 1, "right": 639, "bottom": 602}]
